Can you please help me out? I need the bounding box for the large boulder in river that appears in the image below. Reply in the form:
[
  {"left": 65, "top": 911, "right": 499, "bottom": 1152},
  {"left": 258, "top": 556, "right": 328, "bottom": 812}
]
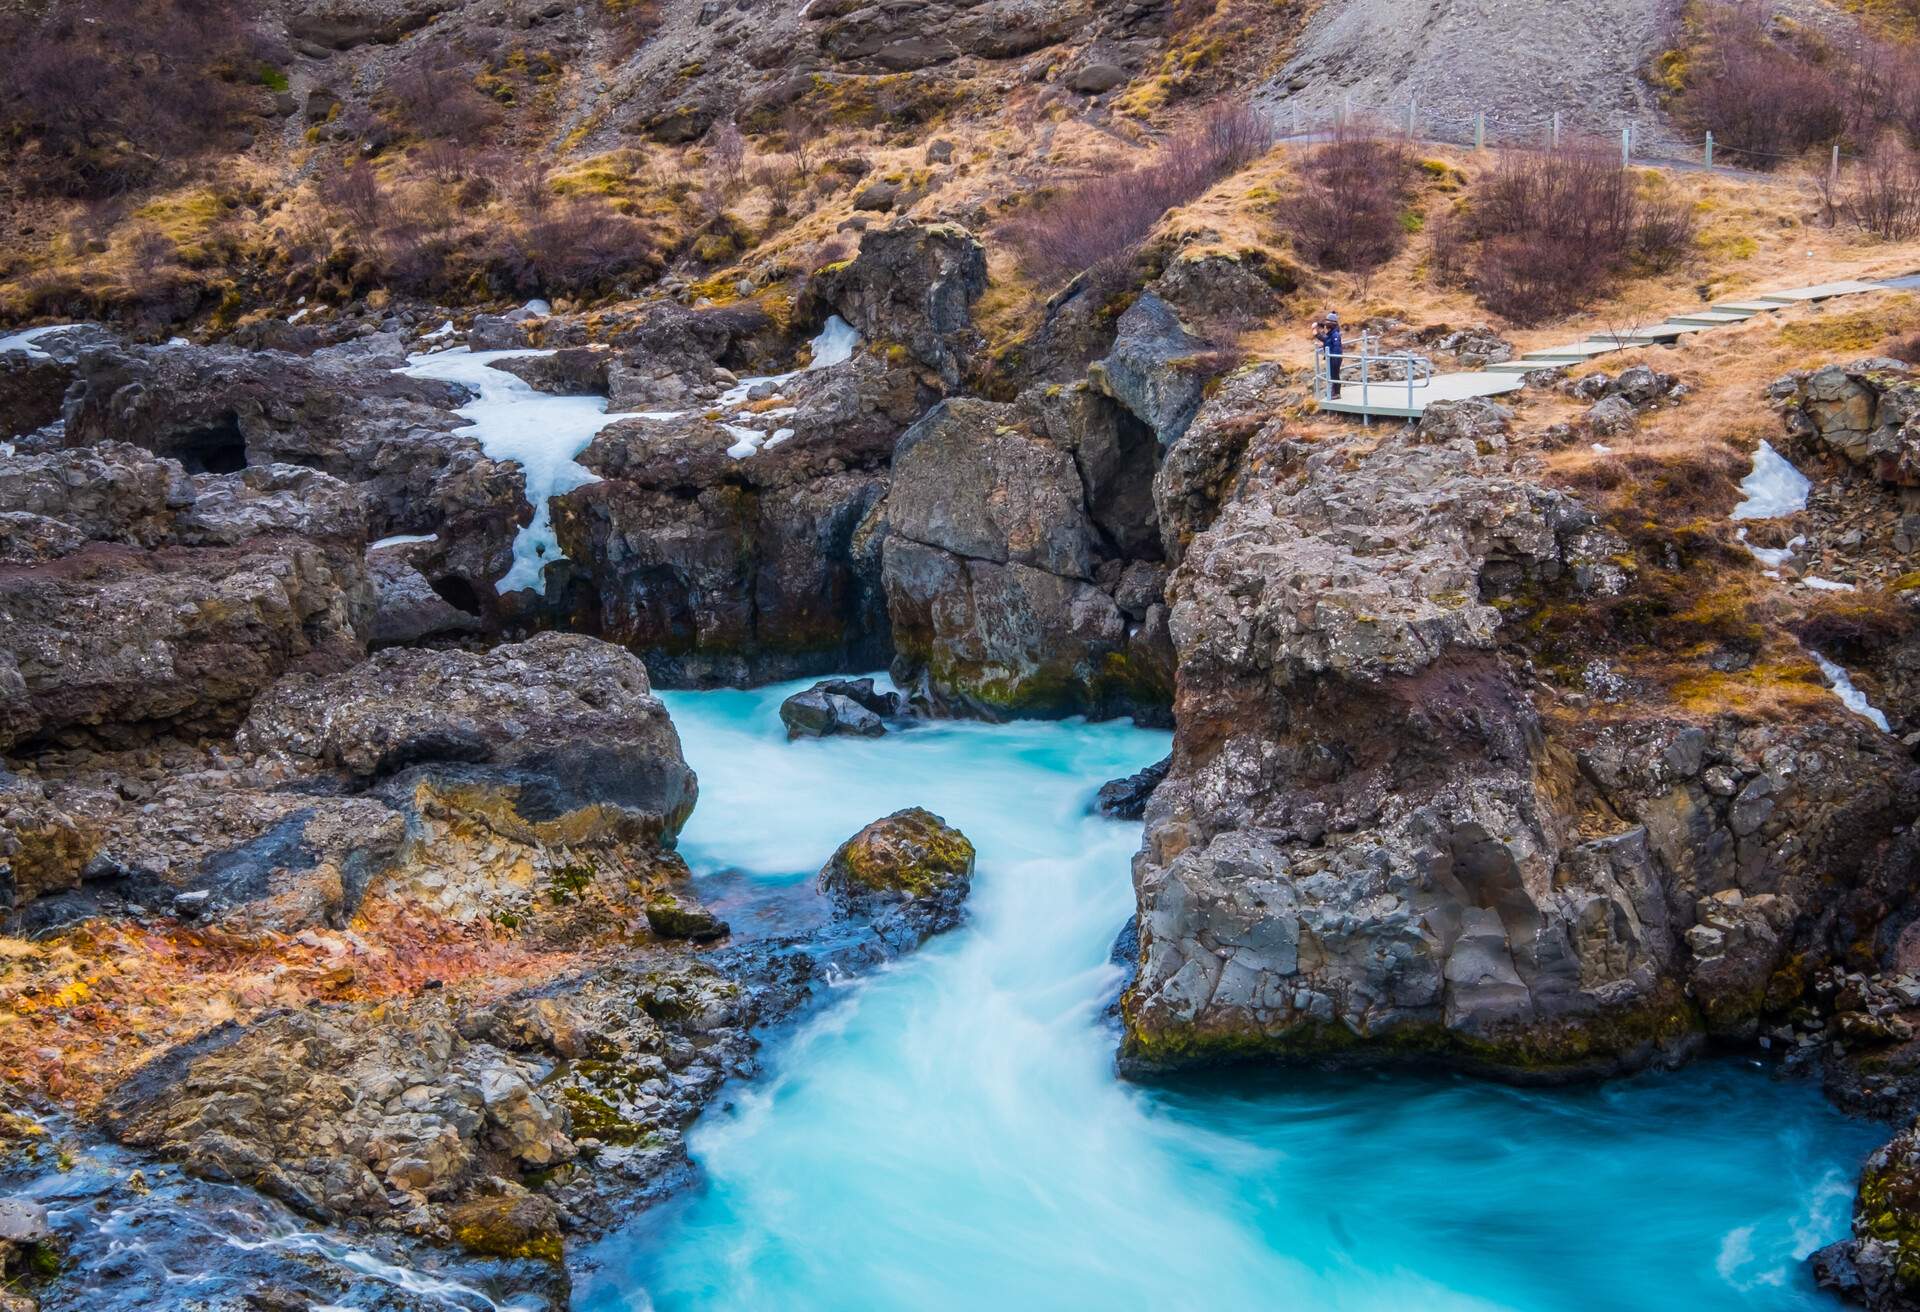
[
  {"left": 780, "top": 677, "right": 902, "bottom": 739},
  {"left": 820, "top": 807, "right": 975, "bottom": 944}
]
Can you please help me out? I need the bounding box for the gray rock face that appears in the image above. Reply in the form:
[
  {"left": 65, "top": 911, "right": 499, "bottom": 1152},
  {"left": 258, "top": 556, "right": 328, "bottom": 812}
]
[
  {"left": 1123, "top": 429, "right": 1918, "bottom": 1075},
  {"left": 1089, "top": 294, "right": 1223, "bottom": 448},
  {"left": 0, "top": 437, "right": 373, "bottom": 751},
  {"left": 780, "top": 677, "right": 902, "bottom": 739},
  {"left": 1776, "top": 360, "right": 1920, "bottom": 486},
  {"left": 799, "top": 220, "right": 987, "bottom": 389},
  {"left": 1153, "top": 363, "right": 1289, "bottom": 566},
  {"left": 240, "top": 633, "right": 697, "bottom": 849},
  {"left": 882, "top": 397, "right": 1171, "bottom": 722}
]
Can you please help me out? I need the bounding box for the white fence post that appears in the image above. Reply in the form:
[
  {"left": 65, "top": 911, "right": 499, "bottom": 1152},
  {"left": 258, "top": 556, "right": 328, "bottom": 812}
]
[
  {"left": 1405, "top": 98, "right": 1416, "bottom": 139},
  {"left": 1474, "top": 112, "right": 1485, "bottom": 150},
  {"left": 1551, "top": 111, "right": 1560, "bottom": 150},
  {"left": 1621, "top": 125, "right": 1631, "bottom": 166},
  {"left": 1704, "top": 131, "right": 1713, "bottom": 171}
]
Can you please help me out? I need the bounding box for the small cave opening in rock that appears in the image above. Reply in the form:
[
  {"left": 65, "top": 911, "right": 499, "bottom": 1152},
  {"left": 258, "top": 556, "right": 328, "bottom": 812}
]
[
  {"left": 170, "top": 413, "right": 248, "bottom": 475},
  {"left": 430, "top": 575, "right": 486, "bottom": 617}
]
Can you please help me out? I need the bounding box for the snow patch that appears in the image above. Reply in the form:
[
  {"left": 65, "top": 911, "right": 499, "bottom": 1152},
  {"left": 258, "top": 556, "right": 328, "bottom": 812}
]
[
  {"left": 1813, "top": 652, "right": 1891, "bottom": 733},
  {"left": 0, "top": 324, "right": 80, "bottom": 358},
  {"left": 1736, "top": 528, "right": 1802, "bottom": 570},
  {"left": 715, "top": 315, "right": 861, "bottom": 409},
  {"left": 1730, "top": 442, "right": 1811, "bottom": 521},
  {"left": 423, "top": 320, "right": 457, "bottom": 341},
  {"left": 1801, "top": 577, "right": 1856, "bottom": 592},
  {"left": 369, "top": 533, "right": 438, "bottom": 550},
  {"left": 398, "top": 347, "right": 650, "bottom": 595}
]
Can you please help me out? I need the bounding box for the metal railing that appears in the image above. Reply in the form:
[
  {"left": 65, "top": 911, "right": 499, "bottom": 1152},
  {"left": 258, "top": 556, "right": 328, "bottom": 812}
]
[{"left": 1313, "top": 334, "right": 1434, "bottom": 418}]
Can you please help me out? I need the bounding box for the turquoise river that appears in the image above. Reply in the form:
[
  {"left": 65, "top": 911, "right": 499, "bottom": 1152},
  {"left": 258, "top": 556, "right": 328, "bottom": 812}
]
[{"left": 572, "top": 677, "right": 1885, "bottom": 1312}]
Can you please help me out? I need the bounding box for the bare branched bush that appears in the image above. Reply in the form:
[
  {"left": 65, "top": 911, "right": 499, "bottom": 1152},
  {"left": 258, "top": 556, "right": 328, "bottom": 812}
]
[
  {"left": 1463, "top": 145, "right": 1691, "bottom": 324},
  {"left": 1674, "top": 3, "right": 1848, "bottom": 164},
  {"left": 706, "top": 122, "right": 748, "bottom": 196},
  {"left": 1847, "top": 138, "right": 1920, "bottom": 240},
  {"left": 1282, "top": 124, "right": 1413, "bottom": 275},
  {"left": 383, "top": 38, "right": 501, "bottom": 143},
  {"left": 783, "top": 105, "right": 826, "bottom": 179},
  {"left": 1005, "top": 100, "right": 1274, "bottom": 284},
  {"left": 0, "top": 0, "right": 273, "bottom": 196},
  {"left": 491, "top": 199, "right": 656, "bottom": 297},
  {"left": 320, "top": 163, "right": 389, "bottom": 238}
]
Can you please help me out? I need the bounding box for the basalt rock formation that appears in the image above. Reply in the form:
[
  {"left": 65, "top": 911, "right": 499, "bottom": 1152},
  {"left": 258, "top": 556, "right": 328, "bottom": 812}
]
[{"left": 1121, "top": 398, "right": 1920, "bottom": 1079}]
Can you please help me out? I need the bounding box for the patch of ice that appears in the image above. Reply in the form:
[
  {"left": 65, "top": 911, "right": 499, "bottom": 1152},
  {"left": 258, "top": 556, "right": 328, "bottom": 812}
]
[
  {"left": 0, "top": 442, "right": 13, "bottom": 458},
  {"left": 0, "top": 324, "right": 81, "bottom": 358},
  {"left": 1730, "top": 442, "right": 1811, "bottom": 520},
  {"left": 715, "top": 315, "right": 862, "bottom": 408},
  {"left": 1591, "top": 442, "right": 1613, "bottom": 454},
  {"left": 423, "top": 319, "right": 457, "bottom": 341},
  {"left": 399, "top": 347, "right": 645, "bottom": 595},
  {"left": 369, "top": 532, "right": 438, "bottom": 550},
  {"left": 1801, "top": 576, "right": 1856, "bottom": 592},
  {"left": 724, "top": 423, "right": 767, "bottom": 460},
  {"left": 163, "top": 336, "right": 190, "bottom": 348},
  {"left": 523, "top": 298, "right": 552, "bottom": 317},
  {"left": 765, "top": 427, "right": 795, "bottom": 449},
  {"left": 288, "top": 307, "right": 310, "bottom": 324},
  {"left": 1736, "top": 528, "right": 1803, "bottom": 569},
  {"left": 1813, "top": 652, "right": 1892, "bottom": 732}
]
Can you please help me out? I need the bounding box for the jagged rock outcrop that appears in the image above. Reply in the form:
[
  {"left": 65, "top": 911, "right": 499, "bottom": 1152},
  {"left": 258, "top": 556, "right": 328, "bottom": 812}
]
[
  {"left": 1089, "top": 294, "right": 1226, "bottom": 449},
  {"left": 554, "top": 340, "right": 920, "bottom": 687},
  {"left": 96, "top": 957, "right": 746, "bottom": 1275},
  {"left": 240, "top": 632, "right": 697, "bottom": 854},
  {"left": 819, "top": 807, "right": 975, "bottom": 947},
  {"left": 799, "top": 220, "right": 987, "bottom": 390},
  {"left": 60, "top": 338, "right": 528, "bottom": 615},
  {"left": 883, "top": 394, "right": 1172, "bottom": 721},
  {"left": 1122, "top": 429, "right": 1918, "bottom": 1076},
  {"left": 1776, "top": 359, "right": 1920, "bottom": 487},
  {"left": 0, "top": 447, "right": 373, "bottom": 752}
]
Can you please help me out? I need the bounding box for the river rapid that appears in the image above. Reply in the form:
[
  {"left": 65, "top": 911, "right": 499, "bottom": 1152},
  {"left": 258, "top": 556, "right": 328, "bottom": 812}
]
[{"left": 573, "top": 677, "right": 1882, "bottom": 1312}]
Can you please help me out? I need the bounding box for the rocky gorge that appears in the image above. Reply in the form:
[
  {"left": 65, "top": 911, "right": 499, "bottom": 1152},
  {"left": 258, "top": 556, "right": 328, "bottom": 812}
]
[{"left": 8, "top": 0, "right": 1920, "bottom": 1307}]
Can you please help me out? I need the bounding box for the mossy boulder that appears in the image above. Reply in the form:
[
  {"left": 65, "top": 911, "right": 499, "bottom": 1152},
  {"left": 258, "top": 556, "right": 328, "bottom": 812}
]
[
  {"left": 644, "top": 894, "right": 729, "bottom": 943},
  {"left": 445, "top": 1193, "right": 564, "bottom": 1266},
  {"left": 819, "top": 807, "right": 975, "bottom": 945}
]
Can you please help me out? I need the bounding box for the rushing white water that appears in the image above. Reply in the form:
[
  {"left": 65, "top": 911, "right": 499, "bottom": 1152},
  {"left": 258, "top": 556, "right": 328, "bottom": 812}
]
[
  {"left": 575, "top": 677, "right": 1881, "bottom": 1312},
  {"left": 1813, "top": 652, "right": 1893, "bottom": 733},
  {"left": 399, "top": 348, "right": 647, "bottom": 595},
  {"left": 1732, "top": 442, "right": 1812, "bottom": 521}
]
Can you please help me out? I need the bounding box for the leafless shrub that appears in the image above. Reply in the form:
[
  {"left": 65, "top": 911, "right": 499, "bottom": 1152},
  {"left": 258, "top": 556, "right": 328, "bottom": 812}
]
[
  {"left": 0, "top": 0, "right": 272, "bottom": 196},
  {"left": 753, "top": 161, "right": 800, "bottom": 218},
  {"left": 706, "top": 121, "right": 748, "bottom": 195},
  {"left": 1283, "top": 123, "right": 1413, "bottom": 274},
  {"left": 320, "top": 162, "right": 389, "bottom": 237},
  {"left": 783, "top": 105, "right": 826, "bottom": 179},
  {"left": 491, "top": 198, "right": 656, "bottom": 297},
  {"left": 417, "top": 141, "right": 474, "bottom": 184},
  {"left": 1463, "top": 144, "right": 1691, "bottom": 324},
  {"left": 383, "top": 38, "right": 502, "bottom": 142},
  {"left": 1847, "top": 138, "right": 1920, "bottom": 240},
  {"left": 1005, "top": 100, "right": 1274, "bottom": 284}
]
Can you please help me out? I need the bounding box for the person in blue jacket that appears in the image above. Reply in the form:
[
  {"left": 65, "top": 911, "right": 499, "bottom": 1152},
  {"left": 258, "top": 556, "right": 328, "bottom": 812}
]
[{"left": 1313, "top": 311, "right": 1343, "bottom": 399}]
